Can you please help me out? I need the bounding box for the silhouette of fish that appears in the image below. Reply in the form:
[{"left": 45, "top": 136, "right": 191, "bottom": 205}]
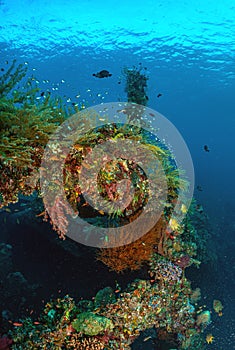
[
  {"left": 204, "top": 145, "right": 210, "bottom": 152},
  {"left": 93, "top": 70, "right": 112, "bottom": 78}
]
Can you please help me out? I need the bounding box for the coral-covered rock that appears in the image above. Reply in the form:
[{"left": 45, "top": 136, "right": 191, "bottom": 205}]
[{"left": 72, "top": 312, "right": 114, "bottom": 336}]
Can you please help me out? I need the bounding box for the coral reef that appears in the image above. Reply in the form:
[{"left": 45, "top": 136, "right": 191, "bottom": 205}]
[
  {"left": 0, "top": 62, "right": 191, "bottom": 256},
  {"left": 0, "top": 62, "right": 215, "bottom": 350},
  {"left": 8, "top": 255, "right": 208, "bottom": 349}
]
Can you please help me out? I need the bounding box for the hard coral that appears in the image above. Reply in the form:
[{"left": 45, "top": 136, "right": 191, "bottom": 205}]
[{"left": 67, "top": 334, "right": 105, "bottom": 349}]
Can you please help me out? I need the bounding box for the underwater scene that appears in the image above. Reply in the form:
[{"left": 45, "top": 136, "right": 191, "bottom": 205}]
[{"left": 0, "top": 1, "right": 234, "bottom": 349}]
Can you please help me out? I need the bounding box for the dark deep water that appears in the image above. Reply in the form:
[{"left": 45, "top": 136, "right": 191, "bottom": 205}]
[{"left": 0, "top": 1, "right": 235, "bottom": 349}]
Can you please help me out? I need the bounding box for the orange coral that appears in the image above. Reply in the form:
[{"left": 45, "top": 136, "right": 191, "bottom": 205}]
[{"left": 97, "top": 216, "right": 167, "bottom": 272}]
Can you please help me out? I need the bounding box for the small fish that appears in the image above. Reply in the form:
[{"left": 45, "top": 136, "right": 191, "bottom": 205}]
[
  {"left": 49, "top": 155, "right": 60, "bottom": 161},
  {"left": 40, "top": 91, "right": 45, "bottom": 97},
  {"left": 157, "top": 93, "right": 162, "bottom": 98},
  {"left": 196, "top": 185, "right": 203, "bottom": 191},
  {"left": 143, "top": 336, "right": 152, "bottom": 342},
  {"left": 204, "top": 145, "right": 210, "bottom": 152},
  {"left": 1, "top": 68, "right": 4, "bottom": 71},
  {"left": 36, "top": 210, "right": 46, "bottom": 217},
  {"left": 93, "top": 70, "right": 112, "bottom": 78},
  {"left": 12, "top": 322, "right": 23, "bottom": 327}
]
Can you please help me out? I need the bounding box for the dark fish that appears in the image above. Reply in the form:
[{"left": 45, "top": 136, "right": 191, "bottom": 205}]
[
  {"left": 204, "top": 145, "right": 210, "bottom": 152},
  {"left": 93, "top": 70, "right": 112, "bottom": 78},
  {"left": 1, "top": 68, "right": 4, "bottom": 71},
  {"left": 157, "top": 93, "right": 162, "bottom": 98},
  {"left": 40, "top": 91, "right": 45, "bottom": 97},
  {"left": 196, "top": 185, "right": 203, "bottom": 192}
]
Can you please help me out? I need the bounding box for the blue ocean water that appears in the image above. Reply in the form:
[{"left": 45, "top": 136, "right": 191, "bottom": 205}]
[{"left": 0, "top": 0, "right": 234, "bottom": 348}]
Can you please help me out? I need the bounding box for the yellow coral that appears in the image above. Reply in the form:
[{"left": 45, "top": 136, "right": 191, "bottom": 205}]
[
  {"left": 169, "top": 218, "right": 180, "bottom": 231},
  {"left": 181, "top": 204, "right": 187, "bottom": 214},
  {"left": 206, "top": 333, "right": 214, "bottom": 344}
]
